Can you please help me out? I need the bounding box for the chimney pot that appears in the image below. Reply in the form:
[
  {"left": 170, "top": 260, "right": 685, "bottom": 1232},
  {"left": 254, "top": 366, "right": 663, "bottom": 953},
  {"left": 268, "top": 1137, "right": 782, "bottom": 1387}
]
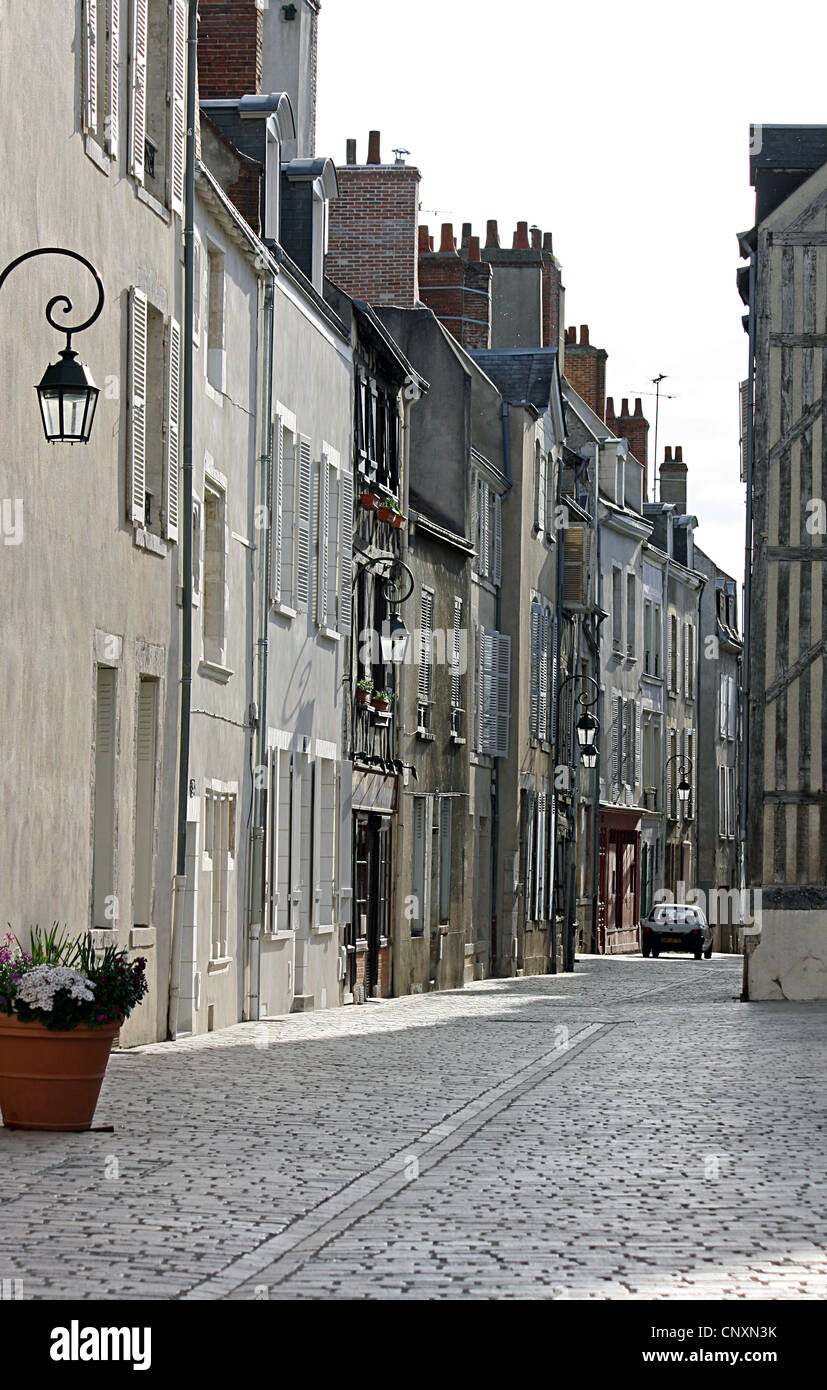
[
  {"left": 566, "top": 325, "right": 576, "bottom": 344},
  {"left": 440, "top": 222, "right": 456, "bottom": 253},
  {"left": 675, "top": 445, "right": 683, "bottom": 462},
  {"left": 367, "top": 130, "right": 381, "bottom": 165},
  {"left": 634, "top": 397, "right": 644, "bottom": 416},
  {"left": 606, "top": 397, "right": 616, "bottom": 418},
  {"left": 346, "top": 139, "right": 357, "bottom": 166},
  {"left": 531, "top": 227, "right": 542, "bottom": 249},
  {"left": 664, "top": 446, "right": 672, "bottom": 462},
  {"left": 621, "top": 397, "right": 629, "bottom": 417},
  {"left": 418, "top": 225, "right": 431, "bottom": 252},
  {"left": 468, "top": 235, "right": 481, "bottom": 262},
  {"left": 429, "top": 236, "right": 434, "bottom": 252},
  {"left": 542, "top": 231, "right": 553, "bottom": 252},
  {"left": 513, "top": 220, "right": 530, "bottom": 249},
  {"left": 485, "top": 219, "right": 500, "bottom": 248},
  {"left": 580, "top": 325, "right": 589, "bottom": 346},
  {"left": 461, "top": 222, "right": 472, "bottom": 246}
]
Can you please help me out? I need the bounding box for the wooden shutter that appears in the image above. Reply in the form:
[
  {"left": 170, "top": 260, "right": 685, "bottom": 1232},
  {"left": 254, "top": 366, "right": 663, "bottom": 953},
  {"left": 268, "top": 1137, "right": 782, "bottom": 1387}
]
[
  {"left": 327, "top": 461, "right": 339, "bottom": 629},
  {"left": 263, "top": 749, "right": 278, "bottom": 933},
  {"left": 107, "top": 0, "right": 120, "bottom": 155},
  {"left": 535, "top": 793, "right": 547, "bottom": 921},
  {"left": 134, "top": 679, "right": 157, "bottom": 925},
  {"left": 480, "top": 481, "right": 490, "bottom": 577},
  {"left": 316, "top": 452, "right": 330, "bottom": 627},
  {"left": 611, "top": 694, "right": 620, "bottom": 786},
  {"left": 549, "top": 616, "right": 559, "bottom": 744},
  {"left": 451, "top": 597, "right": 462, "bottom": 708},
  {"left": 634, "top": 700, "right": 642, "bottom": 790},
  {"left": 170, "top": 0, "right": 186, "bottom": 215},
  {"left": 494, "top": 631, "right": 511, "bottom": 758},
  {"left": 529, "top": 604, "right": 541, "bottom": 738},
  {"left": 289, "top": 753, "right": 303, "bottom": 927},
  {"left": 418, "top": 588, "right": 434, "bottom": 707},
  {"left": 538, "top": 609, "right": 549, "bottom": 736},
  {"left": 338, "top": 469, "right": 354, "bottom": 635},
  {"left": 471, "top": 474, "right": 479, "bottom": 557},
  {"left": 412, "top": 798, "right": 426, "bottom": 930},
  {"left": 129, "top": 0, "right": 147, "bottom": 182},
  {"left": 295, "top": 435, "right": 312, "bottom": 611},
  {"left": 475, "top": 626, "right": 485, "bottom": 753},
  {"left": 718, "top": 765, "right": 726, "bottom": 838},
  {"left": 337, "top": 760, "right": 352, "bottom": 924},
  {"left": 683, "top": 622, "right": 690, "bottom": 696},
  {"left": 719, "top": 673, "right": 727, "bottom": 737},
  {"left": 128, "top": 287, "right": 147, "bottom": 525},
  {"left": 493, "top": 492, "right": 502, "bottom": 586},
  {"left": 729, "top": 676, "right": 737, "bottom": 739},
  {"left": 92, "top": 666, "right": 117, "bottom": 928},
  {"left": 739, "top": 379, "right": 750, "bottom": 482},
  {"left": 270, "top": 414, "right": 284, "bottom": 602},
  {"left": 562, "top": 526, "right": 586, "bottom": 608},
  {"left": 84, "top": 0, "right": 98, "bottom": 132},
  {"left": 438, "top": 799, "right": 452, "bottom": 922},
  {"left": 524, "top": 790, "right": 535, "bottom": 922},
  {"left": 164, "top": 317, "right": 181, "bottom": 540}
]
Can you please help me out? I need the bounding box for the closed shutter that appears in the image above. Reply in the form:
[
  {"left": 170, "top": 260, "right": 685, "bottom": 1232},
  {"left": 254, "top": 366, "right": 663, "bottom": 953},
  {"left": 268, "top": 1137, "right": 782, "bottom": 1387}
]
[
  {"left": 493, "top": 492, "right": 502, "bottom": 586},
  {"left": 170, "top": 0, "right": 186, "bottom": 215},
  {"left": 289, "top": 753, "right": 303, "bottom": 928},
  {"left": 412, "top": 797, "right": 426, "bottom": 931},
  {"left": 494, "top": 631, "right": 511, "bottom": 758},
  {"left": 337, "top": 760, "right": 352, "bottom": 924},
  {"left": 312, "top": 758, "right": 336, "bottom": 930},
  {"left": 562, "top": 526, "right": 586, "bottom": 607},
  {"left": 729, "top": 675, "right": 737, "bottom": 739},
  {"left": 739, "top": 379, "right": 750, "bottom": 482},
  {"left": 549, "top": 615, "right": 559, "bottom": 743},
  {"left": 667, "top": 730, "right": 675, "bottom": 817},
  {"left": 611, "top": 694, "right": 620, "bottom": 786},
  {"left": 538, "top": 609, "right": 549, "bottom": 737},
  {"left": 270, "top": 414, "right": 284, "bottom": 602},
  {"left": 338, "top": 469, "right": 354, "bottom": 635},
  {"left": 683, "top": 622, "right": 690, "bottom": 696},
  {"left": 295, "top": 435, "right": 312, "bottom": 611},
  {"left": 128, "top": 287, "right": 147, "bottom": 525},
  {"left": 471, "top": 474, "right": 479, "bottom": 558},
  {"left": 92, "top": 666, "right": 117, "bottom": 928},
  {"left": 718, "top": 765, "right": 726, "bottom": 838},
  {"left": 355, "top": 372, "right": 366, "bottom": 469},
  {"left": 524, "top": 790, "right": 535, "bottom": 922},
  {"left": 327, "top": 461, "right": 339, "bottom": 629},
  {"left": 418, "top": 589, "right": 434, "bottom": 707},
  {"left": 529, "top": 604, "right": 541, "bottom": 737},
  {"left": 634, "top": 700, "right": 642, "bottom": 790},
  {"left": 438, "top": 799, "right": 452, "bottom": 922},
  {"left": 535, "top": 793, "right": 547, "bottom": 921},
  {"left": 107, "top": 0, "right": 120, "bottom": 156},
  {"left": 316, "top": 452, "right": 330, "bottom": 627},
  {"left": 133, "top": 678, "right": 156, "bottom": 925},
  {"left": 719, "top": 673, "right": 727, "bottom": 737},
  {"left": 451, "top": 597, "right": 462, "bottom": 708},
  {"left": 129, "top": 0, "right": 147, "bottom": 182},
  {"left": 84, "top": 0, "right": 98, "bottom": 132},
  {"left": 480, "top": 480, "right": 490, "bottom": 577},
  {"left": 164, "top": 317, "right": 180, "bottom": 540},
  {"left": 545, "top": 460, "right": 556, "bottom": 535},
  {"left": 263, "top": 749, "right": 278, "bottom": 933}
]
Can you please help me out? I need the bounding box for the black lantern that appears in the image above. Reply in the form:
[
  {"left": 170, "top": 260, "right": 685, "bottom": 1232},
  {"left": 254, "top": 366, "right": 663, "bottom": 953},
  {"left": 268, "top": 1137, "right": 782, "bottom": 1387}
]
[
  {"left": 380, "top": 612, "right": 410, "bottom": 666},
  {"left": 580, "top": 743, "right": 599, "bottom": 769},
  {"left": 576, "top": 709, "right": 599, "bottom": 755},
  {"left": 37, "top": 347, "right": 99, "bottom": 444},
  {"left": 0, "top": 246, "right": 104, "bottom": 444},
  {"left": 677, "top": 776, "right": 691, "bottom": 806}
]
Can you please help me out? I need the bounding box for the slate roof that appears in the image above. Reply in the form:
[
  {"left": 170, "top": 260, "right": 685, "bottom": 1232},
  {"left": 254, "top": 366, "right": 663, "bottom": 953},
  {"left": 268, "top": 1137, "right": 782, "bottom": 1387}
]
[{"left": 468, "top": 347, "right": 559, "bottom": 411}]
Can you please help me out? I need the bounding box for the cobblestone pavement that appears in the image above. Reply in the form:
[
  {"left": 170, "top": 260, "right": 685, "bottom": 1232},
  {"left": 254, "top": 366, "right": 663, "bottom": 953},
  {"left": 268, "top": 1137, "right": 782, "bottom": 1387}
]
[{"left": 2, "top": 954, "right": 826, "bottom": 1300}]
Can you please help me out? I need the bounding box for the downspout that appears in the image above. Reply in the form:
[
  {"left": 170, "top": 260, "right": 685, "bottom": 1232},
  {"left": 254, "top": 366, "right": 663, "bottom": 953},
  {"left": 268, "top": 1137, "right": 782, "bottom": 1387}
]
[
  {"left": 490, "top": 400, "right": 512, "bottom": 976},
  {"left": 740, "top": 244, "right": 756, "bottom": 1000},
  {"left": 661, "top": 551, "right": 671, "bottom": 894},
  {"left": 550, "top": 447, "right": 567, "bottom": 974},
  {"left": 246, "top": 272, "right": 276, "bottom": 1021},
  {"left": 168, "top": 0, "right": 199, "bottom": 1040},
  {"left": 589, "top": 443, "right": 607, "bottom": 955}
]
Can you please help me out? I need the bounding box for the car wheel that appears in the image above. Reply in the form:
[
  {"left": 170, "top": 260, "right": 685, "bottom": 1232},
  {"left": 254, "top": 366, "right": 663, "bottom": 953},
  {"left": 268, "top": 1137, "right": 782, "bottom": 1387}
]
[
  {"left": 651, "top": 945, "right": 660, "bottom": 958},
  {"left": 693, "top": 948, "right": 702, "bottom": 960},
  {"left": 703, "top": 948, "right": 712, "bottom": 959},
  {"left": 642, "top": 942, "right": 651, "bottom": 958}
]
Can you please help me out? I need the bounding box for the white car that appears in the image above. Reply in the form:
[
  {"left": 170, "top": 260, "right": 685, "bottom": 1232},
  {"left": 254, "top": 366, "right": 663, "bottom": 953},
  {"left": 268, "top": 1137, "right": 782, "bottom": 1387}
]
[{"left": 641, "top": 904, "right": 713, "bottom": 960}]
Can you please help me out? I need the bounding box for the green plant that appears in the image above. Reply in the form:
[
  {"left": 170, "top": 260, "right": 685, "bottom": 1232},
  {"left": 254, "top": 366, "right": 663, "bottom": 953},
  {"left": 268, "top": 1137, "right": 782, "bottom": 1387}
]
[
  {"left": 372, "top": 690, "right": 394, "bottom": 707},
  {"left": 380, "top": 495, "right": 403, "bottom": 514},
  {"left": 356, "top": 676, "right": 374, "bottom": 693},
  {"left": 0, "top": 927, "right": 148, "bottom": 1031}
]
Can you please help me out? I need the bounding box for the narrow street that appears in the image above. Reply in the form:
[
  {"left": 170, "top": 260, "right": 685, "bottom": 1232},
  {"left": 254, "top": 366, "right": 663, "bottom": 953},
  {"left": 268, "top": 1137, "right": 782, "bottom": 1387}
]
[{"left": 2, "top": 955, "right": 825, "bottom": 1301}]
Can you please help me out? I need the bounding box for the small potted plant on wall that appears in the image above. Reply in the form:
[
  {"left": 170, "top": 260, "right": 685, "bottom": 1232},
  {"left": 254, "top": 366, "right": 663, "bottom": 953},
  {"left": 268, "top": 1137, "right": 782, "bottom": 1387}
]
[
  {"left": 360, "top": 489, "right": 380, "bottom": 513},
  {"left": 377, "top": 495, "right": 406, "bottom": 529},
  {"left": 0, "top": 926, "right": 148, "bottom": 1132},
  {"left": 371, "top": 689, "right": 394, "bottom": 716},
  {"left": 356, "top": 676, "right": 374, "bottom": 707}
]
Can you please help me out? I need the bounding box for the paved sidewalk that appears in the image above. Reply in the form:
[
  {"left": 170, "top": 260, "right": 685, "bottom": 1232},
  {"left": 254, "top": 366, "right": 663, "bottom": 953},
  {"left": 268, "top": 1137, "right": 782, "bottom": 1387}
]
[{"left": 2, "top": 954, "right": 825, "bottom": 1300}]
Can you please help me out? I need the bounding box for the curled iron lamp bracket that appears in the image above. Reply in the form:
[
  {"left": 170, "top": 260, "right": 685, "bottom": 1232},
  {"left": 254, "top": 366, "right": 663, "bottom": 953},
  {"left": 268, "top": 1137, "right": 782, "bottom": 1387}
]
[{"left": 0, "top": 247, "right": 105, "bottom": 354}]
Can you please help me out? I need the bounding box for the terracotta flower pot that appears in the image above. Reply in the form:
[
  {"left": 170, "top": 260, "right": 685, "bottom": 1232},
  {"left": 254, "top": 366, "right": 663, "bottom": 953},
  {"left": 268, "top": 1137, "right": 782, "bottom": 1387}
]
[
  {"left": 371, "top": 698, "right": 391, "bottom": 713},
  {"left": 0, "top": 1014, "right": 119, "bottom": 1132},
  {"left": 360, "top": 493, "right": 379, "bottom": 512},
  {"left": 391, "top": 513, "right": 407, "bottom": 531},
  {"left": 377, "top": 506, "right": 397, "bottom": 524},
  {"left": 356, "top": 688, "right": 372, "bottom": 705}
]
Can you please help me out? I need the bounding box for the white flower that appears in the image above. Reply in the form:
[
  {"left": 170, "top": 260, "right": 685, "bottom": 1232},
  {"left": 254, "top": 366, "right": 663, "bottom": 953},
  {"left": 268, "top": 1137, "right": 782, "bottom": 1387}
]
[{"left": 14, "top": 965, "right": 95, "bottom": 1012}]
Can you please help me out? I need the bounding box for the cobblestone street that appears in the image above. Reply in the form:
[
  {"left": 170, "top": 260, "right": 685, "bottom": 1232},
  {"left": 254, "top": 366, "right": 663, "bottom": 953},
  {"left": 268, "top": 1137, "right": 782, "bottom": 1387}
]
[{"left": 2, "top": 954, "right": 826, "bottom": 1301}]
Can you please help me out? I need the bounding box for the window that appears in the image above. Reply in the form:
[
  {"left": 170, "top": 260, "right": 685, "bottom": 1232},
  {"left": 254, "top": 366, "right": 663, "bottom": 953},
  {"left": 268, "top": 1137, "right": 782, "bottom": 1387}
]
[
  {"left": 643, "top": 599, "right": 662, "bottom": 677},
  {"left": 534, "top": 442, "right": 546, "bottom": 532},
  {"left": 264, "top": 747, "right": 299, "bottom": 935},
  {"left": 203, "top": 480, "right": 227, "bottom": 666},
  {"left": 544, "top": 453, "right": 556, "bottom": 537},
  {"left": 133, "top": 677, "right": 157, "bottom": 926},
  {"left": 450, "top": 596, "right": 464, "bottom": 739},
  {"left": 206, "top": 245, "right": 226, "bottom": 393},
  {"left": 685, "top": 728, "right": 695, "bottom": 818},
  {"left": 126, "top": 290, "right": 180, "bottom": 539},
  {"left": 612, "top": 568, "right": 623, "bottom": 651},
  {"left": 476, "top": 626, "right": 511, "bottom": 758},
  {"left": 472, "top": 472, "right": 502, "bottom": 585},
  {"left": 666, "top": 726, "right": 678, "bottom": 818},
  {"left": 728, "top": 675, "right": 737, "bottom": 739},
  {"left": 417, "top": 587, "right": 435, "bottom": 732},
  {"left": 643, "top": 710, "right": 661, "bottom": 807},
  {"left": 204, "top": 788, "right": 236, "bottom": 961},
  {"left": 626, "top": 573, "right": 636, "bottom": 658},
  {"left": 271, "top": 410, "right": 296, "bottom": 608},
  {"left": 316, "top": 446, "right": 341, "bottom": 631},
  {"left": 312, "top": 756, "right": 336, "bottom": 930},
  {"left": 129, "top": 0, "right": 186, "bottom": 212},
  {"left": 92, "top": 666, "right": 117, "bottom": 928},
  {"left": 83, "top": 0, "right": 120, "bottom": 159}
]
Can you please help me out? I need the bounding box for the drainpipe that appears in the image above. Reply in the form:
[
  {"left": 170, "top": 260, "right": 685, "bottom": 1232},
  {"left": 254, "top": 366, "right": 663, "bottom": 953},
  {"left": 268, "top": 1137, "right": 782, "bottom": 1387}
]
[
  {"left": 246, "top": 272, "right": 276, "bottom": 1022},
  {"left": 740, "top": 243, "right": 756, "bottom": 999},
  {"left": 490, "top": 400, "right": 512, "bottom": 976},
  {"left": 587, "top": 443, "right": 608, "bottom": 955},
  {"left": 660, "top": 552, "right": 671, "bottom": 896},
  {"left": 168, "top": 0, "right": 199, "bottom": 1040}
]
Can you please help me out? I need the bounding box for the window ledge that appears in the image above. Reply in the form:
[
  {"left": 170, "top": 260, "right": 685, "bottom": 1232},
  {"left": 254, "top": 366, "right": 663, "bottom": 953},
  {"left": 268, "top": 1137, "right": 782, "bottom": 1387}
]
[
  {"left": 263, "top": 930, "right": 294, "bottom": 942},
  {"left": 540, "top": 740, "right": 552, "bottom": 754},
  {"left": 472, "top": 573, "right": 497, "bottom": 594},
  {"left": 450, "top": 733, "right": 466, "bottom": 745},
  {"left": 207, "top": 956, "right": 232, "bottom": 973},
  {"left": 134, "top": 527, "right": 169, "bottom": 557},
  {"left": 84, "top": 136, "right": 110, "bottom": 175},
  {"left": 199, "top": 659, "right": 234, "bottom": 683},
  {"left": 416, "top": 728, "right": 436, "bottom": 742},
  {"left": 271, "top": 600, "right": 297, "bottom": 619},
  {"left": 312, "top": 923, "right": 336, "bottom": 935},
  {"left": 205, "top": 380, "right": 225, "bottom": 407},
  {"left": 318, "top": 626, "right": 341, "bottom": 643},
  {"left": 136, "top": 183, "right": 171, "bottom": 223},
  {"left": 129, "top": 927, "right": 156, "bottom": 950}
]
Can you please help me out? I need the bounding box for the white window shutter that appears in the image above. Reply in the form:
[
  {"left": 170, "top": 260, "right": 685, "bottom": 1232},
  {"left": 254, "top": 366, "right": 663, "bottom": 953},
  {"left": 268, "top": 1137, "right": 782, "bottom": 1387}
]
[
  {"left": 550, "top": 615, "right": 559, "bottom": 743},
  {"left": 263, "top": 749, "right": 278, "bottom": 933},
  {"left": 170, "top": 0, "right": 186, "bottom": 216},
  {"left": 529, "top": 604, "right": 541, "bottom": 738},
  {"left": 338, "top": 469, "right": 354, "bottom": 635},
  {"left": 418, "top": 589, "right": 434, "bottom": 706},
  {"left": 295, "top": 435, "right": 312, "bottom": 611},
  {"left": 538, "top": 609, "right": 549, "bottom": 736},
  {"left": 129, "top": 0, "right": 147, "bottom": 182},
  {"left": 84, "top": 0, "right": 98, "bottom": 132},
  {"left": 316, "top": 452, "right": 330, "bottom": 627},
  {"left": 535, "top": 793, "right": 546, "bottom": 921},
  {"left": 337, "top": 760, "right": 352, "bottom": 923},
  {"left": 107, "top": 0, "right": 120, "bottom": 156},
  {"left": 311, "top": 758, "right": 322, "bottom": 929},
  {"left": 493, "top": 492, "right": 502, "bottom": 586},
  {"left": 438, "top": 798, "right": 452, "bottom": 922},
  {"left": 270, "top": 415, "right": 284, "bottom": 603},
  {"left": 289, "top": 753, "right": 303, "bottom": 927},
  {"left": 524, "top": 791, "right": 535, "bottom": 922},
  {"left": 412, "top": 798, "right": 426, "bottom": 930},
  {"left": 683, "top": 622, "right": 690, "bottom": 696},
  {"left": 494, "top": 632, "right": 511, "bottom": 758},
  {"left": 471, "top": 474, "right": 479, "bottom": 558},
  {"left": 451, "top": 597, "right": 462, "bottom": 708},
  {"left": 729, "top": 675, "right": 737, "bottom": 739},
  {"left": 128, "top": 287, "right": 147, "bottom": 525},
  {"left": 481, "top": 481, "right": 490, "bottom": 577},
  {"left": 634, "top": 700, "right": 642, "bottom": 790},
  {"left": 164, "top": 317, "right": 181, "bottom": 540},
  {"left": 611, "top": 694, "right": 620, "bottom": 786}
]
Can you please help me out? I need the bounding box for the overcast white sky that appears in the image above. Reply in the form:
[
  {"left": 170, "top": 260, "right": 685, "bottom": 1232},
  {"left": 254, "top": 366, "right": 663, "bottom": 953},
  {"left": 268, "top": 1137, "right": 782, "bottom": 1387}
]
[{"left": 317, "top": 0, "right": 827, "bottom": 580}]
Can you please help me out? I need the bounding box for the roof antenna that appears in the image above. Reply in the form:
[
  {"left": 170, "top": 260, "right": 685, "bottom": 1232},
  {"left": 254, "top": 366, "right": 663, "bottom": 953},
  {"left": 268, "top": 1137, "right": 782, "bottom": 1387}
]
[{"left": 652, "top": 374, "right": 667, "bottom": 502}]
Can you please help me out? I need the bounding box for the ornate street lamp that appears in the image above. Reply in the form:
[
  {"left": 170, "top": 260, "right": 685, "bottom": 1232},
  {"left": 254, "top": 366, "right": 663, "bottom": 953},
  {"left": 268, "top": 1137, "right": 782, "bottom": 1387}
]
[
  {"left": 559, "top": 673, "right": 600, "bottom": 767},
  {"left": 380, "top": 610, "right": 410, "bottom": 666},
  {"left": 0, "top": 247, "right": 104, "bottom": 444},
  {"left": 665, "top": 753, "right": 693, "bottom": 812}
]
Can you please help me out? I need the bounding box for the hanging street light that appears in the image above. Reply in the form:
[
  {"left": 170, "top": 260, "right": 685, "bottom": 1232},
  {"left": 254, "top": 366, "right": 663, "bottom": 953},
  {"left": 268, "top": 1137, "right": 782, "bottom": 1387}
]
[
  {"left": 380, "top": 611, "right": 410, "bottom": 666},
  {"left": 0, "top": 247, "right": 104, "bottom": 444},
  {"left": 677, "top": 775, "right": 691, "bottom": 806},
  {"left": 665, "top": 753, "right": 694, "bottom": 813}
]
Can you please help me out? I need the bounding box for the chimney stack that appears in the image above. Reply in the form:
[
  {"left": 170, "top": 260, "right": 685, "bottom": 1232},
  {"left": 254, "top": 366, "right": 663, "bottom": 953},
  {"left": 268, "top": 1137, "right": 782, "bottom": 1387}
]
[
  {"left": 659, "top": 445, "right": 688, "bottom": 513},
  {"left": 563, "top": 325, "right": 607, "bottom": 419},
  {"left": 605, "top": 394, "right": 650, "bottom": 496},
  {"left": 326, "top": 129, "right": 420, "bottom": 305}
]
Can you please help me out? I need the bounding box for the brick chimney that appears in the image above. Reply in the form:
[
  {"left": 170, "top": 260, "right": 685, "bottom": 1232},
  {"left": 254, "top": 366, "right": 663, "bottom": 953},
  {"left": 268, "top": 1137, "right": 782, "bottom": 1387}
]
[
  {"left": 418, "top": 222, "right": 493, "bottom": 350},
  {"left": 326, "top": 132, "right": 421, "bottom": 306},
  {"left": 482, "top": 221, "right": 550, "bottom": 350},
  {"left": 605, "top": 395, "right": 649, "bottom": 478},
  {"left": 563, "top": 325, "right": 607, "bottom": 420},
  {"left": 197, "top": 0, "right": 263, "bottom": 98},
  {"left": 659, "top": 445, "right": 688, "bottom": 512}
]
